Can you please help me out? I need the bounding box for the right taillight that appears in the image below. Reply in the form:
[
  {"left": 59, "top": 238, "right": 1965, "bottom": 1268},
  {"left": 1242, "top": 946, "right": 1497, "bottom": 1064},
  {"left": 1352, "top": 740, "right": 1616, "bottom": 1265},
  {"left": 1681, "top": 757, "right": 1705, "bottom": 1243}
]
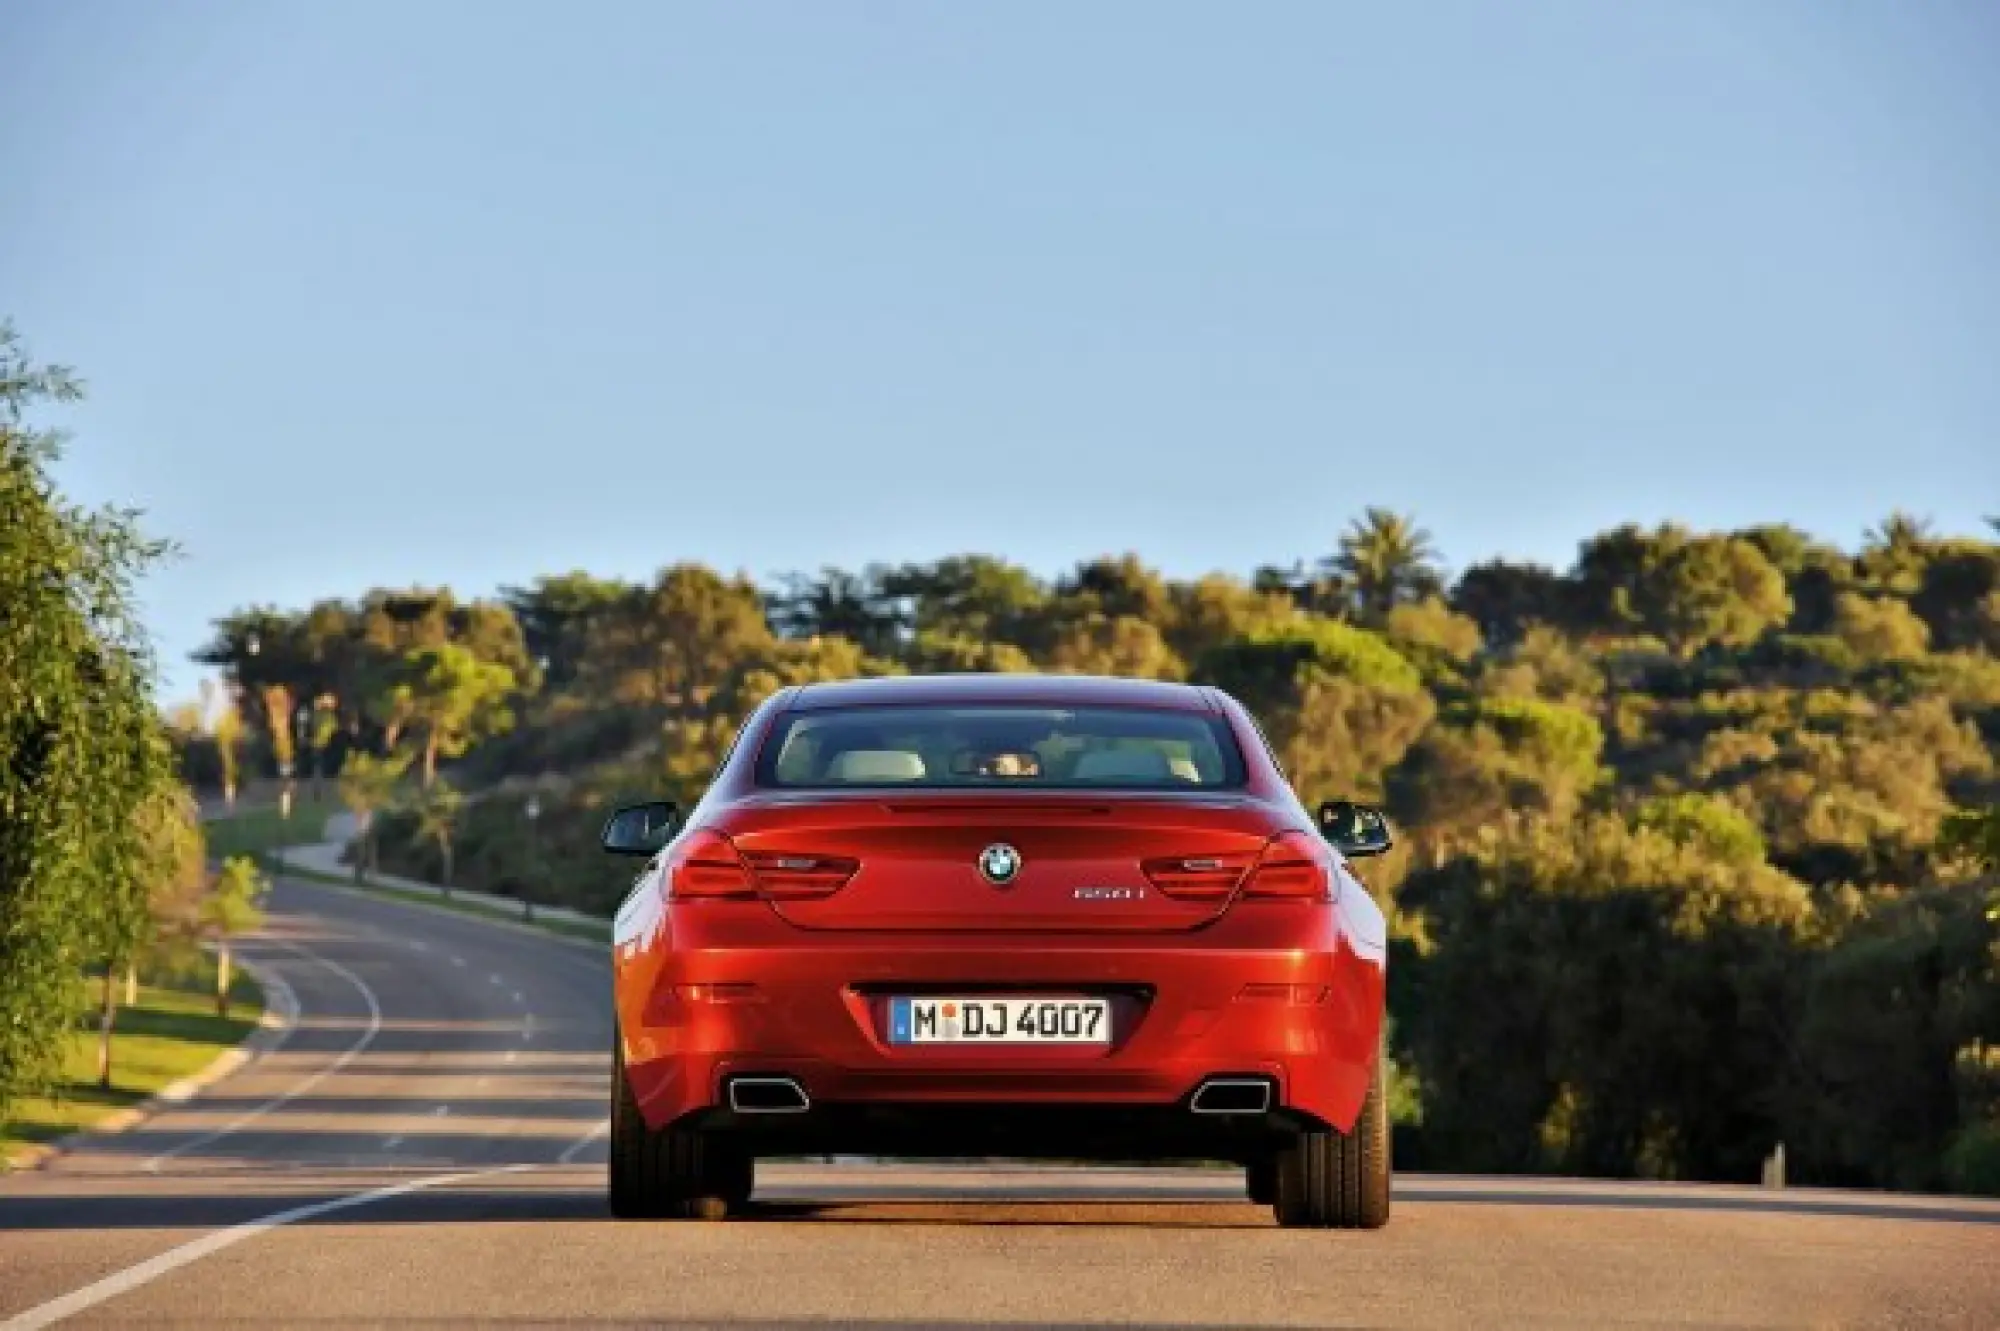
[
  {"left": 663, "top": 829, "right": 757, "bottom": 900},
  {"left": 1240, "top": 831, "right": 1335, "bottom": 901},
  {"left": 1142, "top": 852, "right": 1255, "bottom": 901}
]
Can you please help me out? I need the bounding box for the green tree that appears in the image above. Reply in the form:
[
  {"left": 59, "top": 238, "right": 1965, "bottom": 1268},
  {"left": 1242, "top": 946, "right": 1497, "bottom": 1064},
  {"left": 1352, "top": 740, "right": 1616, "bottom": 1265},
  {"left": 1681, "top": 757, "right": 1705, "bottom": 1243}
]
[
  {"left": 339, "top": 749, "right": 412, "bottom": 878},
  {"left": 1400, "top": 813, "right": 1812, "bottom": 1180},
  {"left": 1328, "top": 508, "right": 1443, "bottom": 624},
  {"left": 1198, "top": 619, "right": 1433, "bottom": 801},
  {"left": 1450, "top": 559, "right": 1566, "bottom": 648},
  {"left": 1043, "top": 614, "right": 1185, "bottom": 680},
  {"left": 411, "top": 779, "right": 465, "bottom": 892},
  {"left": 503, "top": 571, "right": 641, "bottom": 689},
  {"left": 766, "top": 565, "right": 905, "bottom": 655},
  {"left": 1646, "top": 536, "right": 1792, "bottom": 656},
  {"left": 581, "top": 564, "right": 773, "bottom": 715},
  {"left": 399, "top": 643, "right": 518, "bottom": 786},
  {"left": 307, "top": 696, "right": 339, "bottom": 799},
  {"left": 200, "top": 857, "right": 268, "bottom": 1017},
  {"left": 1859, "top": 511, "right": 1936, "bottom": 595},
  {"left": 1, "top": 322, "right": 176, "bottom": 1116},
  {"left": 1831, "top": 592, "right": 1931, "bottom": 662}
]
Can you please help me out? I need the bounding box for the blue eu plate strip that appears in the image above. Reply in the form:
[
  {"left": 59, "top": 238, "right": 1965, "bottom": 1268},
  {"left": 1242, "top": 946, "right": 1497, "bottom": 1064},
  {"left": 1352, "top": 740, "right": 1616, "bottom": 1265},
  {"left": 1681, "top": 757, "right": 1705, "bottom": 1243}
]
[{"left": 890, "top": 997, "right": 912, "bottom": 1044}]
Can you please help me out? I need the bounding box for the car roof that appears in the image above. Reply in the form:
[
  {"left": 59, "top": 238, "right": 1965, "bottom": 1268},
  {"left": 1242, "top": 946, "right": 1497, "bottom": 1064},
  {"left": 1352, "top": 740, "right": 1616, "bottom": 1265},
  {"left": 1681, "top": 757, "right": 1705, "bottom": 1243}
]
[{"left": 785, "top": 673, "right": 1219, "bottom": 713}]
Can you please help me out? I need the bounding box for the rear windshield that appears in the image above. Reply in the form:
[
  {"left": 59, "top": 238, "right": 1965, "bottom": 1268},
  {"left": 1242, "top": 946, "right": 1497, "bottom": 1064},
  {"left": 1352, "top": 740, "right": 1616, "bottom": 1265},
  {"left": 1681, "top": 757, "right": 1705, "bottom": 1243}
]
[{"left": 755, "top": 704, "right": 1247, "bottom": 790}]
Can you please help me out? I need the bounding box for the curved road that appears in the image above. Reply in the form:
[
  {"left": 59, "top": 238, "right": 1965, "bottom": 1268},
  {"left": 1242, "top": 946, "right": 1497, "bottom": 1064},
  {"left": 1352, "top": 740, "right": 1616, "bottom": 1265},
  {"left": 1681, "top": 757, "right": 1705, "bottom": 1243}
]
[{"left": 3, "top": 876, "right": 1997, "bottom": 1329}]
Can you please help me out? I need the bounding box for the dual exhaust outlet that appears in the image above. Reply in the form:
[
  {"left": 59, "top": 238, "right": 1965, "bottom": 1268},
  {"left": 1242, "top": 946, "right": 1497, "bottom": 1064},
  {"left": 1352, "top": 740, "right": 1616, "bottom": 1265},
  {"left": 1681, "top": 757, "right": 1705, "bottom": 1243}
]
[
  {"left": 726, "top": 1076, "right": 811, "bottom": 1114},
  {"left": 1188, "top": 1077, "right": 1274, "bottom": 1116},
  {"left": 725, "top": 1074, "right": 1272, "bottom": 1116}
]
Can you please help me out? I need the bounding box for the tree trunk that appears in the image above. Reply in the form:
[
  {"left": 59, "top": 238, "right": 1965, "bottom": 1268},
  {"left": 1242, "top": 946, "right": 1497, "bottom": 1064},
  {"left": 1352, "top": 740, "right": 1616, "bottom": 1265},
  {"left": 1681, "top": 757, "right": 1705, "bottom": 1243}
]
[
  {"left": 124, "top": 960, "right": 138, "bottom": 1007},
  {"left": 215, "top": 942, "right": 232, "bottom": 1018},
  {"left": 423, "top": 730, "right": 439, "bottom": 788},
  {"left": 441, "top": 837, "right": 454, "bottom": 896},
  {"left": 223, "top": 776, "right": 237, "bottom": 809},
  {"left": 97, "top": 966, "right": 120, "bottom": 1089}
]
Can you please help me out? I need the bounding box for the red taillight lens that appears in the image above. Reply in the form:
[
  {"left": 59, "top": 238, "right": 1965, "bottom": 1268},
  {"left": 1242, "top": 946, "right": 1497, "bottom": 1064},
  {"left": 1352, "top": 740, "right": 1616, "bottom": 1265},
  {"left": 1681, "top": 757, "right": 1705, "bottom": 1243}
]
[
  {"left": 1141, "top": 852, "right": 1255, "bottom": 901},
  {"left": 1241, "top": 831, "right": 1333, "bottom": 901},
  {"left": 662, "top": 832, "right": 857, "bottom": 902},
  {"left": 741, "top": 851, "right": 859, "bottom": 900},
  {"left": 664, "top": 830, "right": 756, "bottom": 900}
]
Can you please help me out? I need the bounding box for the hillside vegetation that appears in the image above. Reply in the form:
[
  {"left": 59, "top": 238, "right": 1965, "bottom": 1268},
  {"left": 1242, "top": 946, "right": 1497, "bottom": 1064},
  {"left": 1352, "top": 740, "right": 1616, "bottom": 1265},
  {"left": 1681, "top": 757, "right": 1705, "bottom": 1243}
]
[{"left": 184, "top": 510, "right": 2000, "bottom": 1195}]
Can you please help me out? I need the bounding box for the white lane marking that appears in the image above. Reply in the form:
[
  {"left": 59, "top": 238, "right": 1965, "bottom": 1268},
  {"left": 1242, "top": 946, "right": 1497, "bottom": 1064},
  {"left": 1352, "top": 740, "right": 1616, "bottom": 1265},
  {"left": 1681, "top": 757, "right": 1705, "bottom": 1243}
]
[
  {"left": 408, "top": 940, "right": 430, "bottom": 953},
  {"left": 558, "top": 1118, "right": 610, "bottom": 1164},
  {"left": 431, "top": 1105, "right": 450, "bottom": 1117},
  {"left": 488, "top": 973, "right": 505, "bottom": 986},
  {"left": 1, "top": 1165, "right": 536, "bottom": 1330},
  {"left": 142, "top": 942, "right": 383, "bottom": 1173},
  {"left": 509, "top": 990, "right": 525, "bottom": 1005},
  {"left": 450, "top": 956, "right": 466, "bottom": 968},
  {"left": 383, "top": 1134, "right": 403, "bottom": 1149}
]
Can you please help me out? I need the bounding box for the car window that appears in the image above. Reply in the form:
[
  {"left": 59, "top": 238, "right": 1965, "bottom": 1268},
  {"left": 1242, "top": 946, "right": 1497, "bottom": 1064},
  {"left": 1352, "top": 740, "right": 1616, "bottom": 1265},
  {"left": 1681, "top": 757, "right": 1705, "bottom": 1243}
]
[{"left": 757, "top": 704, "right": 1247, "bottom": 789}]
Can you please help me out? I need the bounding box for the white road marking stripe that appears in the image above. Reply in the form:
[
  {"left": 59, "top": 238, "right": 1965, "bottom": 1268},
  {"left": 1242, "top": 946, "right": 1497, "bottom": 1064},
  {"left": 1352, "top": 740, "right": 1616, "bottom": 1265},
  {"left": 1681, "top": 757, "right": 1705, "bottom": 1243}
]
[
  {"left": 0, "top": 1165, "right": 536, "bottom": 1330},
  {"left": 142, "top": 942, "right": 383, "bottom": 1173},
  {"left": 449, "top": 956, "right": 466, "bottom": 968},
  {"left": 407, "top": 940, "right": 430, "bottom": 953},
  {"left": 383, "top": 1135, "right": 403, "bottom": 1149},
  {"left": 489, "top": 973, "right": 505, "bottom": 986},
  {"left": 558, "top": 1119, "right": 609, "bottom": 1164}
]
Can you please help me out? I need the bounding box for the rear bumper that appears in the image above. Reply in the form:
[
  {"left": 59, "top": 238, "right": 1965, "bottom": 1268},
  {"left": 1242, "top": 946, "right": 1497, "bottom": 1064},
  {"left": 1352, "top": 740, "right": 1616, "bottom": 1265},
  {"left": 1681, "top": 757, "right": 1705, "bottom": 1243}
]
[{"left": 613, "top": 901, "right": 1386, "bottom": 1142}]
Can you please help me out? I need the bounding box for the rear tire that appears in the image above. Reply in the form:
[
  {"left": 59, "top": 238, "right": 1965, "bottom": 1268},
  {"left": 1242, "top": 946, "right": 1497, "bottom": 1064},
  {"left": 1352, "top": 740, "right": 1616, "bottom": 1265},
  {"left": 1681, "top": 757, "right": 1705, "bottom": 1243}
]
[
  {"left": 1272, "top": 1040, "right": 1391, "bottom": 1230},
  {"left": 608, "top": 1041, "right": 750, "bottom": 1220}
]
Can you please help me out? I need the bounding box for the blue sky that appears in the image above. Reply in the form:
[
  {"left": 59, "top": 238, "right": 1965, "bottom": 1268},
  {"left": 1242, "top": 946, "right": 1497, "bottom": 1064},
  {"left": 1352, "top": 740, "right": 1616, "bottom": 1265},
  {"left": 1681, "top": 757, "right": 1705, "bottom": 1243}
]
[{"left": 5, "top": 1, "right": 1996, "bottom": 702}]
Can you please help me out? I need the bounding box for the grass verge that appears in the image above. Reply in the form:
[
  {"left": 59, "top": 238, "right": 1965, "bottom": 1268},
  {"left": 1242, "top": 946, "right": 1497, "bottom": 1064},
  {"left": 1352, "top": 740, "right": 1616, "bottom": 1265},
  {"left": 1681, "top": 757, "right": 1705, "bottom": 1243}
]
[
  {"left": 2, "top": 971, "right": 264, "bottom": 1162},
  {"left": 204, "top": 795, "right": 342, "bottom": 860},
  {"left": 279, "top": 863, "right": 611, "bottom": 945}
]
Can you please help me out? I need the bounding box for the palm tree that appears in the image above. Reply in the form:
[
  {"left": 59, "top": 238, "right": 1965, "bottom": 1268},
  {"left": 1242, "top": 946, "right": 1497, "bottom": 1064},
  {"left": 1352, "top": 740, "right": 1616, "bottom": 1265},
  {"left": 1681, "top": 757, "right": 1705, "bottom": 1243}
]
[
  {"left": 1861, "top": 511, "right": 1936, "bottom": 594},
  {"left": 1864, "top": 511, "right": 1934, "bottom": 553},
  {"left": 1328, "top": 508, "right": 1443, "bottom": 624}
]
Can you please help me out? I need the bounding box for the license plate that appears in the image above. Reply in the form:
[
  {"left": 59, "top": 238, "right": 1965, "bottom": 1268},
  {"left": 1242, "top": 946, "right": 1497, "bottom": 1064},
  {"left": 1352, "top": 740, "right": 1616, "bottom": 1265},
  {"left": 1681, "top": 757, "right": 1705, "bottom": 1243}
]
[{"left": 888, "top": 996, "right": 1111, "bottom": 1045}]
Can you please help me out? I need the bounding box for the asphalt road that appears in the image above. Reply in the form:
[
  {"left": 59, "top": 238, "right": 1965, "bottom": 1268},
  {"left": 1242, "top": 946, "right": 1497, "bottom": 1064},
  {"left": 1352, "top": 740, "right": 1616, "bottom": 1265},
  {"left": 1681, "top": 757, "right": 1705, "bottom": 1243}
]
[{"left": 3, "top": 876, "right": 1997, "bottom": 1330}]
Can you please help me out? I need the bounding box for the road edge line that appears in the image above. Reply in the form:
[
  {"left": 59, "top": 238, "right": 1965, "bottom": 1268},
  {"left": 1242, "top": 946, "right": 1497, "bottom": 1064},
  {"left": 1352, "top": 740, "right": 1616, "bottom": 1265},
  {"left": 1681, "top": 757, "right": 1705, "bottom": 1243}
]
[
  {"left": 0, "top": 1163, "right": 538, "bottom": 1330},
  {"left": 284, "top": 871, "right": 606, "bottom": 955},
  {"left": 2, "top": 959, "right": 296, "bottom": 1175}
]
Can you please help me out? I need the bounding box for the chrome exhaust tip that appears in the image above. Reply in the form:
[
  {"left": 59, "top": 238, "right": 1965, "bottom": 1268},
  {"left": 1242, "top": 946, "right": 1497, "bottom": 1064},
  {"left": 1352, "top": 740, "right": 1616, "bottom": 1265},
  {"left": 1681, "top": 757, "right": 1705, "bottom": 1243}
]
[
  {"left": 1190, "top": 1077, "right": 1274, "bottom": 1115},
  {"left": 727, "top": 1076, "right": 811, "bottom": 1114}
]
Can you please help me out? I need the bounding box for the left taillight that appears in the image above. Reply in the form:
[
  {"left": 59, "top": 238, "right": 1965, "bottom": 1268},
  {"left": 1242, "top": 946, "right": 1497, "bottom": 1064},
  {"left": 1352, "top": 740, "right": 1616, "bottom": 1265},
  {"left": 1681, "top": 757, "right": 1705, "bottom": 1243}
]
[
  {"left": 662, "top": 829, "right": 756, "bottom": 900},
  {"left": 661, "top": 830, "right": 858, "bottom": 902},
  {"left": 740, "top": 851, "right": 859, "bottom": 900}
]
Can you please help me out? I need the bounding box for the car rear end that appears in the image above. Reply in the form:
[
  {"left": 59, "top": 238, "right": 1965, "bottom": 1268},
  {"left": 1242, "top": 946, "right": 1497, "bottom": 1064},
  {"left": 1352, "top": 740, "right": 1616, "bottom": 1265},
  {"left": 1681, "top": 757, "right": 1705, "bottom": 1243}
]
[
  {"left": 613, "top": 685, "right": 1386, "bottom": 1144},
  {"left": 606, "top": 679, "right": 1392, "bottom": 1226}
]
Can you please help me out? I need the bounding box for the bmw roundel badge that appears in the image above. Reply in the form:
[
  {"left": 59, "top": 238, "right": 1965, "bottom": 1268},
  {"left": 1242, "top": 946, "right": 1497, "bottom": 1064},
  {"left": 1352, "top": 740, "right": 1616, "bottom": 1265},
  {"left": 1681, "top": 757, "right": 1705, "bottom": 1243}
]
[{"left": 978, "top": 843, "right": 1022, "bottom": 886}]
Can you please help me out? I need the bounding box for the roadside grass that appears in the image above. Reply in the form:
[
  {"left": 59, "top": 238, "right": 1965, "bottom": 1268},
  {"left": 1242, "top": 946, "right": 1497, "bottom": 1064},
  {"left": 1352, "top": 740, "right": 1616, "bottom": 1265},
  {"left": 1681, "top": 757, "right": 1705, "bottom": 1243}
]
[
  {"left": 1, "top": 969, "right": 264, "bottom": 1161},
  {"left": 278, "top": 863, "right": 611, "bottom": 945},
  {"left": 203, "top": 795, "right": 343, "bottom": 861}
]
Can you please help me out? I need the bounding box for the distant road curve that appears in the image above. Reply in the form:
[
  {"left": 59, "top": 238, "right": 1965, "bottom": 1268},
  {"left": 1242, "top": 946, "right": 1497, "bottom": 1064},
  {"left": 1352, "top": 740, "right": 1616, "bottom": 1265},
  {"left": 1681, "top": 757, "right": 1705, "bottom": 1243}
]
[{"left": 2, "top": 875, "right": 1995, "bottom": 1329}]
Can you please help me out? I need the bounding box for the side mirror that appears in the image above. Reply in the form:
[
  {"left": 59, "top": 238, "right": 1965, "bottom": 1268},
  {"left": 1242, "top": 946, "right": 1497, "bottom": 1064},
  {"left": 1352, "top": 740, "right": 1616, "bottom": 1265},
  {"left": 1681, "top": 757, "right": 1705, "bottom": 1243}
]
[
  {"left": 601, "top": 801, "right": 679, "bottom": 857},
  {"left": 1317, "top": 799, "right": 1393, "bottom": 858}
]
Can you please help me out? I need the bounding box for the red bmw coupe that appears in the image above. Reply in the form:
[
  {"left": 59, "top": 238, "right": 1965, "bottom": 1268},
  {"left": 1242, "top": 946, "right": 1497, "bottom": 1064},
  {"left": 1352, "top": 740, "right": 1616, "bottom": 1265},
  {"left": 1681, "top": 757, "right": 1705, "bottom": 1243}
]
[{"left": 601, "top": 674, "right": 1393, "bottom": 1228}]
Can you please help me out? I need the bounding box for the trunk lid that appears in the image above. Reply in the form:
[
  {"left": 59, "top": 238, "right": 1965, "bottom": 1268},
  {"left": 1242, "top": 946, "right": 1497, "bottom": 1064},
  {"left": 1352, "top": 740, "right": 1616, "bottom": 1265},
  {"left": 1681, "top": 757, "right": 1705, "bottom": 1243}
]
[{"left": 713, "top": 791, "right": 1287, "bottom": 933}]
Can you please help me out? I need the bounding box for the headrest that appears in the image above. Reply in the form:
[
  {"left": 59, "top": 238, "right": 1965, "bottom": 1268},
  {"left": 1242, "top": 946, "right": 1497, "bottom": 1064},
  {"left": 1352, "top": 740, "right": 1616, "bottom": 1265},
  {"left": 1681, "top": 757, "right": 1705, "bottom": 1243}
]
[
  {"left": 1071, "top": 748, "right": 1174, "bottom": 781},
  {"left": 824, "top": 749, "right": 927, "bottom": 782}
]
